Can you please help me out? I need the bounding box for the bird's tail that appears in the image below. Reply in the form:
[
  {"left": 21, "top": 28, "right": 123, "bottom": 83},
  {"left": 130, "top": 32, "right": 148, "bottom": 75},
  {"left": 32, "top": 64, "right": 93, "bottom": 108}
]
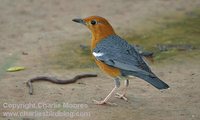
[{"left": 126, "top": 71, "right": 169, "bottom": 90}]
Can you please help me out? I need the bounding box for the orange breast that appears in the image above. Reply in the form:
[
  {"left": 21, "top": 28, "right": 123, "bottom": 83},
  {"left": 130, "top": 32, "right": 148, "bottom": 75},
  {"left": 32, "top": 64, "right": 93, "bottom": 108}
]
[{"left": 95, "top": 59, "right": 121, "bottom": 77}]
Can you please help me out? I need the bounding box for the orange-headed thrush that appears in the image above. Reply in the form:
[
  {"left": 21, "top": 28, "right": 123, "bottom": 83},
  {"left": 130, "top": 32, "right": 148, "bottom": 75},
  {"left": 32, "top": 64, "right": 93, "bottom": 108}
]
[{"left": 72, "top": 16, "right": 169, "bottom": 105}]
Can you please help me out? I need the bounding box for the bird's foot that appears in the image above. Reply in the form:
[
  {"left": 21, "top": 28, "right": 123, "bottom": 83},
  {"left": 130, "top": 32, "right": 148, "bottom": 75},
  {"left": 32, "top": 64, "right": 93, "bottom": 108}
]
[
  {"left": 93, "top": 100, "right": 117, "bottom": 105},
  {"left": 115, "top": 93, "right": 128, "bottom": 101}
]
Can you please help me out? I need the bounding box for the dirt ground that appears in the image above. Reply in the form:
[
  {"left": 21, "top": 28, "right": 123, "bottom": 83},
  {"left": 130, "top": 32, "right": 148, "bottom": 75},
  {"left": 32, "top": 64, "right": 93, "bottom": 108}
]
[{"left": 0, "top": 0, "right": 200, "bottom": 120}]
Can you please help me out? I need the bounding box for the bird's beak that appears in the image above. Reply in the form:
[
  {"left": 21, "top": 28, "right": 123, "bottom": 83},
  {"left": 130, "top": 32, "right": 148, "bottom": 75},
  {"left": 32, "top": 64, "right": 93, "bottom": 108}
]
[{"left": 72, "top": 18, "right": 86, "bottom": 25}]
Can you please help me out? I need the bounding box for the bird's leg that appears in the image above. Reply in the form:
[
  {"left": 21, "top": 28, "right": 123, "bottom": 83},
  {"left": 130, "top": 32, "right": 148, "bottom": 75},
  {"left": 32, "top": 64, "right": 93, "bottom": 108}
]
[
  {"left": 115, "top": 79, "right": 129, "bottom": 101},
  {"left": 93, "top": 78, "right": 120, "bottom": 105}
]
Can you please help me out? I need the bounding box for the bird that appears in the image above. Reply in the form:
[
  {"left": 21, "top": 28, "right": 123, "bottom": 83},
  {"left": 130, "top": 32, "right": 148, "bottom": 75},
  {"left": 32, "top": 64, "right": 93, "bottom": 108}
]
[{"left": 72, "top": 16, "right": 169, "bottom": 105}]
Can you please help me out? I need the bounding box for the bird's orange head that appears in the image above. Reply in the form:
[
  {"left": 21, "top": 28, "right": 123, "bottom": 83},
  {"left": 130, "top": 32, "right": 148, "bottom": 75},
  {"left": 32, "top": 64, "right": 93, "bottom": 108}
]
[{"left": 73, "top": 16, "right": 116, "bottom": 49}]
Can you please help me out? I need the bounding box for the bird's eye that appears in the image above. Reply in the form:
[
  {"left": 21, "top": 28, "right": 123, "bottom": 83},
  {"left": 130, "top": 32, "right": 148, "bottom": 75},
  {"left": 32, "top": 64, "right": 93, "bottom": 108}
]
[{"left": 91, "top": 20, "right": 97, "bottom": 25}]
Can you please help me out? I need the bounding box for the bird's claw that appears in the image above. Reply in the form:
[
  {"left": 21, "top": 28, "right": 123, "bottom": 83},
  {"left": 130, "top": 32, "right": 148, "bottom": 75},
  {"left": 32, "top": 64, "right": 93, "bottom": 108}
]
[
  {"left": 93, "top": 100, "right": 117, "bottom": 105},
  {"left": 115, "top": 93, "right": 128, "bottom": 101}
]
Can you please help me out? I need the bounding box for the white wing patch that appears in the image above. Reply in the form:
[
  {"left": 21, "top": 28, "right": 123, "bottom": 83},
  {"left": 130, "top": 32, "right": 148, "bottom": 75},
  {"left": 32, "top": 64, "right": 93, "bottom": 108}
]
[{"left": 92, "top": 52, "right": 104, "bottom": 57}]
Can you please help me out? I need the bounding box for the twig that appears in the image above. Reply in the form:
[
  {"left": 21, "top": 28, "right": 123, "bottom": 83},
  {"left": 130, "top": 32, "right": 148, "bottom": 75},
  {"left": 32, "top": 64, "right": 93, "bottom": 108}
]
[{"left": 26, "top": 74, "right": 97, "bottom": 95}]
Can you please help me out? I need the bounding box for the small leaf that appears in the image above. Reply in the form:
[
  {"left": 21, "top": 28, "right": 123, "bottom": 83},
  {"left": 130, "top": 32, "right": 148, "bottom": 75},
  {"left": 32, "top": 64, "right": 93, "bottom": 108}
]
[{"left": 7, "top": 66, "right": 25, "bottom": 72}]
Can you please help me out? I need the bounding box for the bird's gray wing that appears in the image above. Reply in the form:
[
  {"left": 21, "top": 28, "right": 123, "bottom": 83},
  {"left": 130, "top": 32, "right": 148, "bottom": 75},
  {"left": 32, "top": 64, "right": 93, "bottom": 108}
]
[
  {"left": 93, "top": 35, "right": 153, "bottom": 76},
  {"left": 93, "top": 35, "right": 170, "bottom": 90}
]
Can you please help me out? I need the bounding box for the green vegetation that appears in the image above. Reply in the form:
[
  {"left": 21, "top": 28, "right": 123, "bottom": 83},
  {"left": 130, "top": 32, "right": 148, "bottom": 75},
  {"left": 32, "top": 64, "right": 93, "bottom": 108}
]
[
  {"left": 50, "top": 9, "right": 200, "bottom": 69},
  {"left": 48, "top": 40, "right": 96, "bottom": 69},
  {"left": 0, "top": 54, "right": 19, "bottom": 79},
  {"left": 126, "top": 10, "right": 200, "bottom": 61}
]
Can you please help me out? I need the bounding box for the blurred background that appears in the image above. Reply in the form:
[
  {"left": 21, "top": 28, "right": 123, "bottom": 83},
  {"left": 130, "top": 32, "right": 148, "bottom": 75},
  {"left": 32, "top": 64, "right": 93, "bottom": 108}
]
[{"left": 0, "top": 0, "right": 200, "bottom": 120}]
